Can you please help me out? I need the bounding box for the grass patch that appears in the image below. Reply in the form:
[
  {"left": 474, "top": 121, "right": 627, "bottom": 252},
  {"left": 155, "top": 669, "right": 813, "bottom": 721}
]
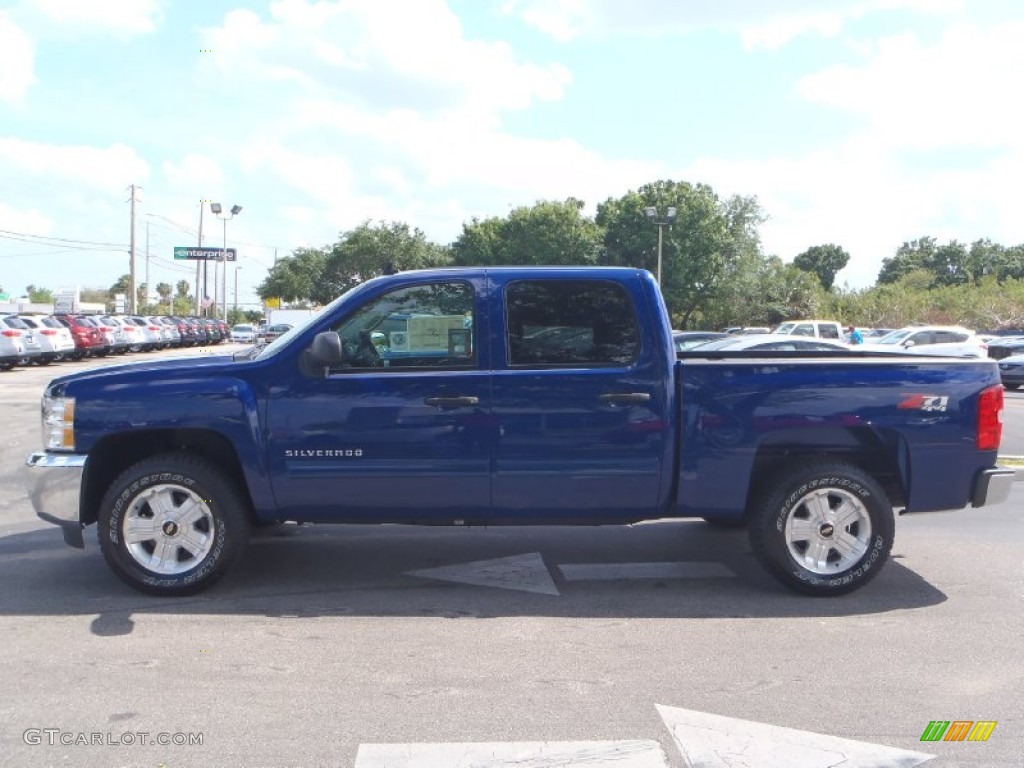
[{"left": 998, "top": 456, "right": 1024, "bottom": 467}]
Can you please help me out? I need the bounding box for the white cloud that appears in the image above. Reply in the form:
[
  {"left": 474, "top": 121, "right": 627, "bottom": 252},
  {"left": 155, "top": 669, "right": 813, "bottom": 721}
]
[
  {"left": 28, "top": 0, "right": 164, "bottom": 35},
  {"left": 202, "top": 0, "right": 571, "bottom": 116},
  {"left": 0, "top": 12, "right": 35, "bottom": 103},
  {"left": 683, "top": 134, "right": 1024, "bottom": 288},
  {"left": 502, "top": 0, "right": 964, "bottom": 46},
  {"left": 0, "top": 138, "right": 149, "bottom": 188},
  {"left": 163, "top": 154, "right": 224, "bottom": 191},
  {"left": 798, "top": 23, "right": 1024, "bottom": 148},
  {"left": 0, "top": 201, "right": 51, "bottom": 234}
]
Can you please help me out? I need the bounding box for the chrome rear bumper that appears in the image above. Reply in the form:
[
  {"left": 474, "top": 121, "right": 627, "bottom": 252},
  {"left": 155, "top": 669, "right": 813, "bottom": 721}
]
[{"left": 972, "top": 467, "right": 1016, "bottom": 508}]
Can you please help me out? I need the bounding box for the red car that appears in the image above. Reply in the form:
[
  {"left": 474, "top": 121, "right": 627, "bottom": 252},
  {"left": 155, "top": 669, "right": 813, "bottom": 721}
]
[{"left": 52, "top": 315, "right": 108, "bottom": 359}]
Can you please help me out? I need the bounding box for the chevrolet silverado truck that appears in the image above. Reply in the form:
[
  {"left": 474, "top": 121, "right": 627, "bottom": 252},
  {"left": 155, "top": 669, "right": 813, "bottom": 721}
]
[{"left": 25, "top": 267, "right": 1014, "bottom": 597}]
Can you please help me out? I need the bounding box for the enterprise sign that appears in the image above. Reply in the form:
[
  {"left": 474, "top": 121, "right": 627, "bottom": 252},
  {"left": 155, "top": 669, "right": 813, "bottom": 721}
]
[{"left": 173, "top": 246, "right": 237, "bottom": 261}]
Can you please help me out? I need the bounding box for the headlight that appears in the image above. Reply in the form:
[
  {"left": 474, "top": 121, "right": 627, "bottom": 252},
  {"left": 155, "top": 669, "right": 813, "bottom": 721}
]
[{"left": 42, "top": 396, "right": 75, "bottom": 451}]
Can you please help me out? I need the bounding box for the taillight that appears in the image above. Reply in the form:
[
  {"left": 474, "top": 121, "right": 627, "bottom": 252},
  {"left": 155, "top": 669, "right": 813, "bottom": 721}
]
[
  {"left": 148, "top": 325, "right": 160, "bottom": 331},
  {"left": 40, "top": 329, "right": 57, "bottom": 335},
  {"left": 1, "top": 329, "right": 20, "bottom": 337},
  {"left": 977, "top": 384, "right": 1003, "bottom": 451}
]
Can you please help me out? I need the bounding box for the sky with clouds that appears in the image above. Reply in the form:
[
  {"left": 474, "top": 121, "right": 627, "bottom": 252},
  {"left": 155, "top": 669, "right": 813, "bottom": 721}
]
[{"left": 1, "top": 0, "right": 1022, "bottom": 308}]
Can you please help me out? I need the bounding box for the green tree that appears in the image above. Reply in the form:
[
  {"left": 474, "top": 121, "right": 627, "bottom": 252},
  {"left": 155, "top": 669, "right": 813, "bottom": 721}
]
[
  {"left": 156, "top": 282, "right": 173, "bottom": 311},
  {"left": 597, "top": 180, "right": 759, "bottom": 327},
  {"left": 877, "top": 237, "right": 936, "bottom": 285},
  {"left": 176, "top": 280, "right": 191, "bottom": 299},
  {"left": 319, "top": 221, "right": 451, "bottom": 303},
  {"left": 109, "top": 274, "right": 131, "bottom": 299},
  {"left": 792, "top": 243, "right": 850, "bottom": 291},
  {"left": 451, "top": 216, "right": 505, "bottom": 265},
  {"left": 258, "top": 247, "right": 329, "bottom": 304},
  {"left": 453, "top": 199, "right": 601, "bottom": 266},
  {"left": 25, "top": 284, "right": 53, "bottom": 303}
]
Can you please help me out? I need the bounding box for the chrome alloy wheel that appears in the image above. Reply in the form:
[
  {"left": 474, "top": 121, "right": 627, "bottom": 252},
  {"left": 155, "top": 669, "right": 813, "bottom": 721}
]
[
  {"left": 123, "top": 484, "right": 215, "bottom": 575},
  {"left": 783, "top": 487, "right": 872, "bottom": 575}
]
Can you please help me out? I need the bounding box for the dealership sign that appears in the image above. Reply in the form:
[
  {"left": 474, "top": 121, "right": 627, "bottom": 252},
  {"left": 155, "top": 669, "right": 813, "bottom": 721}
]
[{"left": 174, "top": 246, "right": 237, "bottom": 261}]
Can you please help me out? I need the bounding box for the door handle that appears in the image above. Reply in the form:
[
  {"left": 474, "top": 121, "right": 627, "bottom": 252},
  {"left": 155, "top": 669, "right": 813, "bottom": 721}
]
[
  {"left": 599, "top": 392, "right": 651, "bottom": 405},
  {"left": 424, "top": 396, "right": 480, "bottom": 408}
]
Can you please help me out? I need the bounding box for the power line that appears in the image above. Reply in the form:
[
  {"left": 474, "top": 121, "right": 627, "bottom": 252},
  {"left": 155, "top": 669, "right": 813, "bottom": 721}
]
[{"left": 0, "top": 228, "right": 127, "bottom": 248}]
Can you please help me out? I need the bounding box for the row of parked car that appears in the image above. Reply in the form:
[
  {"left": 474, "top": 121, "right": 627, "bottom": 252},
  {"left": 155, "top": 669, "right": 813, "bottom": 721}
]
[
  {"left": 0, "top": 313, "right": 234, "bottom": 370},
  {"left": 676, "top": 323, "right": 1024, "bottom": 391}
]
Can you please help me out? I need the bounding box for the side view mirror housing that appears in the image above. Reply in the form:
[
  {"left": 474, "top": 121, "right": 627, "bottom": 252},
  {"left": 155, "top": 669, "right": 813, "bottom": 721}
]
[
  {"left": 301, "top": 331, "right": 343, "bottom": 377},
  {"left": 309, "top": 331, "right": 343, "bottom": 365}
]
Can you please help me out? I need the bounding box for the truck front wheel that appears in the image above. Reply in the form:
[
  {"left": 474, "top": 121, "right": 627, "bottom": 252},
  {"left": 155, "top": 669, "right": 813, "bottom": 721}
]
[
  {"left": 97, "top": 454, "right": 250, "bottom": 596},
  {"left": 748, "top": 462, "right": 894, "bottom": 596}
]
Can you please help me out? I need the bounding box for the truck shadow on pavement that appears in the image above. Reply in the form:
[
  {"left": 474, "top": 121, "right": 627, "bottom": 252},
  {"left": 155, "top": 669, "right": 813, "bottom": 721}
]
[{"left": 0, "top": 520, "right": 948, "bottom": 635}]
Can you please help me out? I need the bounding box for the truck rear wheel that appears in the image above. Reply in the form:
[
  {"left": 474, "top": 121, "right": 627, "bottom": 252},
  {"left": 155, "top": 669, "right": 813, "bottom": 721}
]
[
  {"left": 97, "top": 454, "right": 250, "bottom": 596},
  {"left": 748, "top": 462, "right": 893, "bottom": 596}
]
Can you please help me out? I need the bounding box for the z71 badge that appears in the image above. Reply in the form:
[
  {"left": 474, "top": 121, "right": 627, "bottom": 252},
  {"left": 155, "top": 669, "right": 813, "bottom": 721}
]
[{"left": 898, "top": 394, "right": 949, "bottom": 412}]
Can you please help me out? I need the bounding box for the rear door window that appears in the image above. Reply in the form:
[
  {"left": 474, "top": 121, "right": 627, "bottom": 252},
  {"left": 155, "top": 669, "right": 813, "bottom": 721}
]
[{"left": 505, "top": 280, "right": 639, "bottom": 366}]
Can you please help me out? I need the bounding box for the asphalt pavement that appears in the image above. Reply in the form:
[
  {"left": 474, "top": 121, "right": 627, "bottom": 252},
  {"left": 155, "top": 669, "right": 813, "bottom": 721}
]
[{"left": 0, "top": 350, "right": 1021, "bottom": 768}]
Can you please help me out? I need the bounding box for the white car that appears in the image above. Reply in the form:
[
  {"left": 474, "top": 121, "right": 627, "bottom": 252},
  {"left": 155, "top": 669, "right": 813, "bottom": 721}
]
[
  {"left": 16, "top": 315, "right": 76, "bottom": 362},
  {"left": 0, "top": 322, "right": 26, "bottom": 370},
  {"left": 230, "top": 323, "right": 257, "bottom": 343},
  {"left": 0, "top": 314, "right": 43, "bottom": 365},
  {"left": 771, "top": 320, "right": 844, "bottom": 340},
  {"left": 860, "top": 326, "right": 987, "bottom": 358}
]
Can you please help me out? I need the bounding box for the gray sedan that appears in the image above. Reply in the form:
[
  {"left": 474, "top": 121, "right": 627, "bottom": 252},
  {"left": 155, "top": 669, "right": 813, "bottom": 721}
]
[{"left": 998, "top": 353, "right": 1024, "bottom": 390}]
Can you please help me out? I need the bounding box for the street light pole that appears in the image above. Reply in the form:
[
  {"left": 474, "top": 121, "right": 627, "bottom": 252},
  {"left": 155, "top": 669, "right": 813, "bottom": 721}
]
[
  {"left": 209, "top": 203, "right": 242, "bottom": 322},
  {"left": 644, "top": 206, "right": 677, "bottom": 285}
]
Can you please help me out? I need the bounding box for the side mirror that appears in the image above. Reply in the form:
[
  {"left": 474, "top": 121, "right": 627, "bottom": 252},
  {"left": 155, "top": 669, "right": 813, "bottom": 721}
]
[
  {"left": 902, "top": 340, "right": 916, "bottom": 348},
  {"left": 308, "top": 331, "right": 343, "bottom": 366}
]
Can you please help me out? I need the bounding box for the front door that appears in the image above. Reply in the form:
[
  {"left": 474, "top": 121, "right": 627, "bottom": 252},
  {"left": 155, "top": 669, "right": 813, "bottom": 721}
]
[{"left": 267, "top": 277, "right": 493, "bottom": 523}]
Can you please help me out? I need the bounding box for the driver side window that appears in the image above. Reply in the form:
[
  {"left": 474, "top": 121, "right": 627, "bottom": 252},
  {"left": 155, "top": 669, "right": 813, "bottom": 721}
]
[{"left": 332, "top": 281, "right": 476, "bottom": 370}]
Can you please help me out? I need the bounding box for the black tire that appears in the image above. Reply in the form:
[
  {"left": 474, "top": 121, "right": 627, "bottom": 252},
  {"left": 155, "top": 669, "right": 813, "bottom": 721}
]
[
  {"left": 748, "top": 461, "right": 894, "bottom": 596},
  {"left": 97, "top": 454, "right": 250, "bottom": 596},
  {"left": 1004, "top": 383, "right": 1020, "bottom": 390}
]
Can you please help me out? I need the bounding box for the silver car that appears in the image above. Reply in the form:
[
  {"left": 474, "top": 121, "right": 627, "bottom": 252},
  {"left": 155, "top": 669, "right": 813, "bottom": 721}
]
[
  {"left": 96, "top": 315, "right": 130, "bottom": 355},
  {"left": 151, "top": 316, "right": 181, "bottom": 347},
  {"left": 125, "top": 316, "right": 163, "bottom": 351}
]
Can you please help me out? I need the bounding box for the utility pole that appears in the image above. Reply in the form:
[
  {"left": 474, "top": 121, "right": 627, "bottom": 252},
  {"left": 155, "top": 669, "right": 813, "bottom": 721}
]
[
  {"left": 127, "top": 184, "right": 140, "bottom": 314},
  {"left": 145, "top": 220, "right": 150, "bottom": 313},
  {"left": 196, "top": 203, "right": 205, "bottom": 315}
]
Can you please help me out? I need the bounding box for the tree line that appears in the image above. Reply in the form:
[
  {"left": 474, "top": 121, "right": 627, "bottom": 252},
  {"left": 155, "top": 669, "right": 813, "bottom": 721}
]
[{"left": 255, "top": 177, "right": 1024, "bottom": 331}]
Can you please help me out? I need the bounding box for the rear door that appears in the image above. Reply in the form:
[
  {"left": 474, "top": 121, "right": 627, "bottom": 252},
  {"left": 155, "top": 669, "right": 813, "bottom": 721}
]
[{"left": 488, "top": 273, "right": 670, "bottom": 522}]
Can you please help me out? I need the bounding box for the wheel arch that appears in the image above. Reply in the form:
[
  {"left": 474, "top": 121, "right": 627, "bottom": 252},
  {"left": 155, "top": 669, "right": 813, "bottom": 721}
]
[
  {"left": 81, "top": 429, "right": 254, "bottom": 527},
  {"left": 745, "top": 426, "right": 909, "bottom": 517}
]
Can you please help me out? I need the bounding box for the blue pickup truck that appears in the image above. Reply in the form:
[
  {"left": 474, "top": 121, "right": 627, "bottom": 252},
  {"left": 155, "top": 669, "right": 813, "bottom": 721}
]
[{"left": 25, "top": 267, "right": 1013, "bottom": 597}]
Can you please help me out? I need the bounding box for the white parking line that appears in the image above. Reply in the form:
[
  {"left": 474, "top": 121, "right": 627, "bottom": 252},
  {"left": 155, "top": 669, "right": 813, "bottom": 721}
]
[{"left": 355, "top": 740, "right": 668, "bottom": 767}]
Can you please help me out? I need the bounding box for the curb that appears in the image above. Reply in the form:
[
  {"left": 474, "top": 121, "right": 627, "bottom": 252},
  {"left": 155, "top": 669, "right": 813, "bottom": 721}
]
[{"left": 997, "top": 457, "right": 1024, "bottom": 480}]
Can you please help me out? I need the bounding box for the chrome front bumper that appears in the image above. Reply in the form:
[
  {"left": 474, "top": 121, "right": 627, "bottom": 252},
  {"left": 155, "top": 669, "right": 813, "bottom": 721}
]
[
  {"left": 24, "top": 452, "right": 87, "bottom": 548},
  {"left": 971, "top": 467, "right": 1017, "bottom": 508}
]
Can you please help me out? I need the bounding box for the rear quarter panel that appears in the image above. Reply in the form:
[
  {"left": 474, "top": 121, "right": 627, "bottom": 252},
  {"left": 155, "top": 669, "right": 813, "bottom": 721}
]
[{"left": 675, "top": 356, "right": 1002, "bottom": 518}]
